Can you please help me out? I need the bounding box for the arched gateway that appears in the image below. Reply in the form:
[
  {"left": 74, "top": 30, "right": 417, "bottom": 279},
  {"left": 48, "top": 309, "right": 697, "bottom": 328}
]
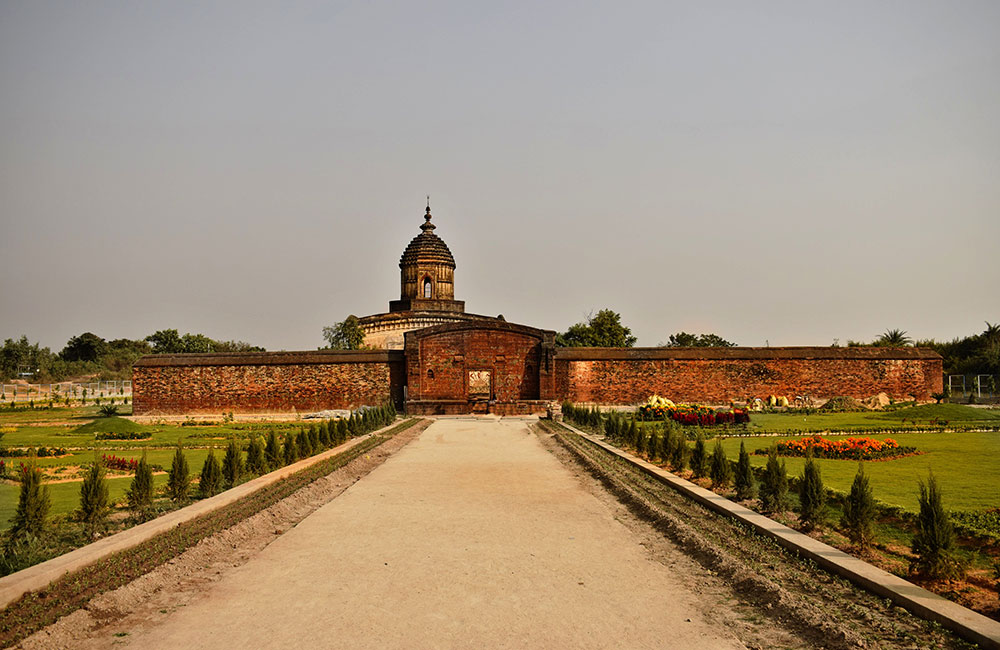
[{"left": 403, "top": 321, "right": 557, "bottom": 416}]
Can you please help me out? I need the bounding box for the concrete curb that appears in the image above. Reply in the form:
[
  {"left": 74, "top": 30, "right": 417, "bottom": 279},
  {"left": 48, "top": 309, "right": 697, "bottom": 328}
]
[
  {"left": 560, "top": 422, "right": 1000, "bottom": 650},
  {"left": 0, "top": 422, "right": 404, "bottom": 611}
]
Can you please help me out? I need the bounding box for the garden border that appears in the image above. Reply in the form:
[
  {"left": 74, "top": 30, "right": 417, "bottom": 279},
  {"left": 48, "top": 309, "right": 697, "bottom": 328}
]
[
  {"left": 0, "top": 421, "right": 398, "bottom": 610},
  {"left": 560, "top": 421, "right": 1000, "bottom": 650}
]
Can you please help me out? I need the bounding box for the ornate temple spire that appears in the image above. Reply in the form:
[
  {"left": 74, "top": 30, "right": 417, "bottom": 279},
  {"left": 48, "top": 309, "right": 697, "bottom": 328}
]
[{"left": 421, "top": 199, "right": 435, "bottom": 232}]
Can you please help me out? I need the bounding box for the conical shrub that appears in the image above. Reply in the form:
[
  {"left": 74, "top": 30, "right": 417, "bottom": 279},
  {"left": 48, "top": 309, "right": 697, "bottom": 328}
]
[
  {"left": 841, "top": 463, "right": 876, "bottom": 550},
  {"left": 760, "top": 445, "right": 788, "bottom": 513},
  {"left": 265, "top": 430, "right": 281, "bottom": 469},
  {"left": 734, "top": 441, "right": 757, "bottom": 500},
  {"left": 283, "top": 433, "right": 298, "bottom": 465},
  {"left": 297, "top": 429, "right": 312, "bottom": 458},
  {"left": 166, "top": 442, "right": 190, "bottom": 501},
  {"left": 911, "top": 472, "right": 962, "bottom": 578},
  {"left": 126, "top": 452, "right": 154, "bottom": 521},
  {"left": 222, "top": 438, "right": 243, "bottom": 489},
  {"left": 709, "top": 438, "right": 733, "bottom": 488},
  {"left": 690, "top": 431, "right": 708, "bottom": 478},
  {"left": 78, "top": 455, "right": 110, "bottom": 537},
  {"left": 199, "top": 450, "right": 223, "bottom": 498},
  {"left": 798, "top": 451, "right": 826, "bottom": 529},
  {"left": 669, "top": 429, "right": 687, "bottom": 472},
  {"left": 318, "top": 421, "right": 332, "bottom": 448},
  {"left": 246, "top": 436, "right": 267, "bottom": 475},
  {"left": 308, "top": 425, "right": 321, "bottom": 453}
]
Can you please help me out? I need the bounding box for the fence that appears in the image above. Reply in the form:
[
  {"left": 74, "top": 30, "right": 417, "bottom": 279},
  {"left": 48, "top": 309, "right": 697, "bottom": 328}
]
[
  {"left": 946, "top": 374, "right": 997, "bottom": 402},
  {"left": 0, "top": 381, "right": 132, "bottom": 403}
]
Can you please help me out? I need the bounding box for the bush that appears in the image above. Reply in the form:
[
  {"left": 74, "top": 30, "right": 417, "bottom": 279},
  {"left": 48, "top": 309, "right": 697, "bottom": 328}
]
[
  {"left": 734, "top": 441, "right": 756, "bottom": 500},
  {"left": 841, "top": 464, "right": 876, "bottom": 550},
  {"left": 336, "top": 419, "right": 349, "bottom": 444},
  {"left": 760, "top": 446, "right": 789, "bottom": 513},
  {"left": 10, "top": 463, "right": 50, "bottom": 542},
  {"left": 669, "top": 428, "right": 687, "bottom": 472},
  {"left": 798, "top": 452, "right": 826, "bottom": 529},
  {"left": 264, "top": 430, "right": 281, "bottom": 469},
  {"left": 199, "top": 450, "right": 223, "bottom": 498},
  {"left": 221, "top": 438, "right": 244, "bottom": 489},
  {"left": 97, "top": 404, "right": 119, "bottom": 417},
  {"left": 297, "top": 430, "right": 312, "bottom": 458},
  {"left": 78, "top": 455, "right": 110, "bottom": 537},
  {"left": 283, "top": 434, "right": 298, "bottom": 465},
  {"left": 911, "top": 472, "right": 963, "bottom": 578},
  {"left": 126, "top": 453, "right": 154, "bottom": 521},
  {"left": 246, "top": 436, "right": 267, "bottom": 475},
  {"left": 634, "top": 425, "right": 647, "bottom": 456},
  {"left": 690, "top": 431, "right": 708, "bottom": 478},
  {"left": 308, "top": 425, "right": 321, "bottom": 454},
  {"left": 318, "top": 422, "right": 332, "bottom": 448},
  {"left": 709, "top": 438, "right": 733, "bottom": 488},
  {"left": 166, "top": 442, "right": 190, "bottom": 501}
]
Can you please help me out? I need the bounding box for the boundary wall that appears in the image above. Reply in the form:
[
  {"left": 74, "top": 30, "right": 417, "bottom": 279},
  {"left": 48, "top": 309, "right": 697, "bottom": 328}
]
[{"left": 555, "top": 346, "right": 943, "bottom": 403}]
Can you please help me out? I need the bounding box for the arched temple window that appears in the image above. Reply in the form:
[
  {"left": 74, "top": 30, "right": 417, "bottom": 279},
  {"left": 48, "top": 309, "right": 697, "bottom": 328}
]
[{"left": 423, "top": 277, "right": 432, "bottom": 298}]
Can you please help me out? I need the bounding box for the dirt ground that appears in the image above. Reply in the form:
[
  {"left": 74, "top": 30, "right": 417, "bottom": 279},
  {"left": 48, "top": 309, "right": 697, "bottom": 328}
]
[{"left": 13, "top": 417, "right": 809, "bottom": 650}]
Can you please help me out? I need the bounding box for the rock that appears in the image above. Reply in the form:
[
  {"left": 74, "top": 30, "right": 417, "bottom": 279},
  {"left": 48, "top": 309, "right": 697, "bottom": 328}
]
[{"left": 302, "top": 409, "right": 350, "bottom": 420}]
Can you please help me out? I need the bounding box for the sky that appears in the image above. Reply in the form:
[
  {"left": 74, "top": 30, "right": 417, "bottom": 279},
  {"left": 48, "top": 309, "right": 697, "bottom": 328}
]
[{"left": 1, "top": 1, "right": 998, "bottom": 351}]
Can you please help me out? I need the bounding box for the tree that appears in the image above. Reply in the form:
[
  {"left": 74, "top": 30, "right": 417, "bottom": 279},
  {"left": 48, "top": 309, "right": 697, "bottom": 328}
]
[
  {"left": 221, "top": 438, "right": 244, "bottom": 489},
  {"left": 283, "top": 434, "right": 298, "bottom": 465},
  {"left": 760, "top": 446, "right": 789, "bottom": 513},
  {"left": 297, "top": 429, "right": 313, "bottom": 458},
  {"left": 199, "top": 450, "right": 223, "bottom": 498},
  {"left": 709, "top": 439, "right": 733, "bottom": 488},
  {"left": 265, "top": 430, "right": 281, "bottom": 469},
  {"left": 841, "top": 464, "right": 876, "bottom": 550},
  {"left": 669, "top": 429, "right": 687, "bottom": 472},
  {"left": 61, "top": 332, "right": 108, "bottom": 362},
  {"left": 911, "top": 472, "right": 962, "bottom": 578},
  {"left": 10, "top": 463, "right": 50, "bottom": 541},
  {"left": 734, "top": 441, "right": 757, "bottom": 500},
  {"left": 662, "top": 332, "right": 736, "bottom": 348},
  {"left": 78, "top": 455, "right": 110, "bottom": 537},
  {"left": 798, "top": 452, "right": 825, "bottom": 529},
  {"left": 145, "top": 329, "right": 185, "bottom": 354},
  {"left": 322, "top": 315, "right": 366, "bottom": 350},
  {"left": 690, "top": 431, "right": 708, "bottom": 478},
  {"left": 127, "top": 452, "right": 155, "bottom": 520},
  {"left": 875, "top": 329, "right": 912, "bottom": 347},
  {"left": 556, "top": 309, "right": 637, "bottom": 347},
  {"left": 166, "top": 442, "right": 191, "bottom": 501},
  {"left": 246, "top": 436, "right": 267, "bottom": 475}
]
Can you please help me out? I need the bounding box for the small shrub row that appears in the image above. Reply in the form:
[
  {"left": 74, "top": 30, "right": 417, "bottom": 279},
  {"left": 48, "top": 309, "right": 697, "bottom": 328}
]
[
  {"left": 756, "top": 435, "right": 919, "bottom": 461},
  {"left": 0, "top": 447, "right": 69, "bottom": 458},
  {"left": 94, "top": 431, "right": 151, "bottom": 441}
]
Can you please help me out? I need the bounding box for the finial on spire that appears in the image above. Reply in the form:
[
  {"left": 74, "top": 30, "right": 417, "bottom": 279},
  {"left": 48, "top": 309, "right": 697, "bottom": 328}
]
[{"left": 421, "top": 197, "right": 435, "bottom": 232}]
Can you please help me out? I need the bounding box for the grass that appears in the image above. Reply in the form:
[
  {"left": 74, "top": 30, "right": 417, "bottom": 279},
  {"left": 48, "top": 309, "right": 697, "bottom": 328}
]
[
  {"left": 717, "top": 430, "right": 1000, "bottom": 512},
  {"left": 0, "top": 475, "right": 170, "bottom": 527}
]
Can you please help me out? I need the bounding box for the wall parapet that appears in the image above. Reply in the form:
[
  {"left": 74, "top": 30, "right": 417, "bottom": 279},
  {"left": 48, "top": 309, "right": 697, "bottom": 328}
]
[
  {"left": 554, "top": 346, "right": 942, "bottom": 362},
  {"left": 134, "top": 350, "right": 404, "bottom": 368}
]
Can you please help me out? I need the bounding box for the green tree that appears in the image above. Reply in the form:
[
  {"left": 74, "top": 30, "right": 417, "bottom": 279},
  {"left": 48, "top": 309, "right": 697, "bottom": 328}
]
[
  {"left": 911, "top": 472, "right": 962, "bottom": 578},
  {"left": 10, "top": 463, "right": 50, "bottom": 541},
  {"left": 760, "top": 446, "right": 789, "bottom": 513},
  {"left": 709, "top": 438, "right": 733, "bottom": 488},
  {"left": 166, "top": 442, "right": 191, "bottom": 501},
  {"left": 265, "top": 430, "right": 281, "bottom": 469},
  {"left": 556, "top": 309, "right": 637, "bottom": 347},
  {"left": 669, "top": 429, "right": 687, "bottom": 472},
  {"left": 78, "top": 455, "right": 110, "bottom": 537},
  {"left": 734, "top": 441, "right": 757, "bottom": 500},
  {"left": 126, "top": 452, "right": 155, "bottom": 520},
  {"left": 690, "top": 431, "right": 708, "bottom": 478},
  {"left": 199, "top": 450, "right": 223, "bottom": 498},
  {"left": 308, "top": 425, "right": 321, "bottom": 453},
  {"left": 246, "top": 436, "right": 267, "bottom": 475},
  {"left": 283, "top": 434, "right": 298, "bottom": 465},
  {"left": 297, "top": 429, "right": 313, "bottom": 458},
  {"left": 322, "top": 315, "right": 366, "bottom": 350},
  {"left": 662, "top": 332, "right": 736, "bottom": 348},
  {"left": 221, "top": 438, "right": 244, "bottom": 489},
  {"left": 798, "top": 452, "right": 826, "bottom": 529},
  {"left": 145, "top": 329, "right": 185, "bottom": 354},
  {"left": 875, "top": 329, "right": 912, "bottom": 347},
  {"left": 60, "top": 332, "right": 109, "bottom": 362},
  {"left": 841, "top": 464, "right": 876, "bottom": 550}
]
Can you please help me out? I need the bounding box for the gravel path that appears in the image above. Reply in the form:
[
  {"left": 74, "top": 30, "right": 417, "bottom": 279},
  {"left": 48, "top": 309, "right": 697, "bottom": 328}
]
[{"left": 116, "top": 418, "right": 746, "bottom": 649}]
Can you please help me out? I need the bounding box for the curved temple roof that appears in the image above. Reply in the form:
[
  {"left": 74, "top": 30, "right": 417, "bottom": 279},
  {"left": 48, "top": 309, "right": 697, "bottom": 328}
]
[{"left": 399, "top": 205, "right": 456, "bottom": 268}]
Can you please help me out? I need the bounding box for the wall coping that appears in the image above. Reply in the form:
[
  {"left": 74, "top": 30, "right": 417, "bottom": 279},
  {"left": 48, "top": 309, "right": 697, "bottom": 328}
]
[
  {"left": 134, "top": 350, "right": 405, "bottom": 368},
  {"left": 554, "top": 346, "right": 942, "bottom": 361},
  {"left": 560, "top": 422, "right": 1000, "bottom": 649}
]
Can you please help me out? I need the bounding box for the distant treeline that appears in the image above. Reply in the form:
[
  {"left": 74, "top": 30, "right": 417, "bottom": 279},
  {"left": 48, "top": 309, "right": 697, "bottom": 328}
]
[
  {"left": 846, "top": 323, "right": 999, "bottom": 376},
  {"left": 0, "top": 330, "right": 264, "bottom": 382}
]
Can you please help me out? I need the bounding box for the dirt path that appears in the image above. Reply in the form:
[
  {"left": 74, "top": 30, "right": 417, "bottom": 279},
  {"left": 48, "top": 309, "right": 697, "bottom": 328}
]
[{"left": 35, "top": 418, "right": 769, "bottom": 649}]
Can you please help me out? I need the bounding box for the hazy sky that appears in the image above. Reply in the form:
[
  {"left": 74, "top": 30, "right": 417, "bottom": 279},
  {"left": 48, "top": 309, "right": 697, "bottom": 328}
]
[{"left": 1, "top": 1, "right": 998, "bottom": 351}]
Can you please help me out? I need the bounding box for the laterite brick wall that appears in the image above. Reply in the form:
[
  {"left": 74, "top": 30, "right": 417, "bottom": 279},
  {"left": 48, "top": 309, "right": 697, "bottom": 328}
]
[
  {"left": 132, "top": 351, "right": 405, "bottom": 415},
  {"left": 555, "top": 347, "right": 943, "bottom": 404}
]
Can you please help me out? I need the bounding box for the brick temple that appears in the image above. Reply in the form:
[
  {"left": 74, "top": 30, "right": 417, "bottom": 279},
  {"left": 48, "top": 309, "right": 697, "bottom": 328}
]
[{"left": 133, "top": 205, "right": 943, "bottom": 416}]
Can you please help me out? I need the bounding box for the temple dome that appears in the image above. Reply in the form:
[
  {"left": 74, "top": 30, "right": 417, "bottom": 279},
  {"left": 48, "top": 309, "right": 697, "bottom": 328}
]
[{"left": 399, "top": 206, "right": 456, "bottom": 268}]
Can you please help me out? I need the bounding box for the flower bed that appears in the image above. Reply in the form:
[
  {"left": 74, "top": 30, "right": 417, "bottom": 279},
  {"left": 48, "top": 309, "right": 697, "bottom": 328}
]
[
  {"left": 102, "top": 454, "right": 140, "bottom": 472},
  {"left": 757, "top": 435, "right": 919, "bottom": 461},
  {"left": 638, "top": 396, "right": 750, "bottom": 426}
]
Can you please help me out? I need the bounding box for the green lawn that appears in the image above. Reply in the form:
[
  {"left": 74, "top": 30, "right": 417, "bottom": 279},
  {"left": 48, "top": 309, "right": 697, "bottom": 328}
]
[
  {"left": 745, "top": 404, "right": 1000, "bottom": 434},
  {"left": 718, "top": 431, "right": 1000, "bottom": 512}
]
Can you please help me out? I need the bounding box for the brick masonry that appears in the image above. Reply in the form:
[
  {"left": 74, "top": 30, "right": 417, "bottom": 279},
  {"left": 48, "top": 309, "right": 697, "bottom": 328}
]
[
  {"left": 555, "top": 347, "right": 943, "bottom": 404},
  {"left": 133, "top": 338, "right": 943, "bottom": 415},
  {"left": 133, "top": 351, "right": 404, "bottom": 415}
]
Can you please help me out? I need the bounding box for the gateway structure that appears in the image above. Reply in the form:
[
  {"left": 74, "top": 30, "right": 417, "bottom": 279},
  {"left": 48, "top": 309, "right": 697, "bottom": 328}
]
[{"left": 133, "top": 205, "right": 943, "bottom": 416}]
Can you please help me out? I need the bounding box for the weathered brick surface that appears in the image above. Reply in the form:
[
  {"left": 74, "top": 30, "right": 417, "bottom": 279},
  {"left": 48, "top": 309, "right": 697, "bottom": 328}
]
[
  {"left": 133, "top": 351, "right": 404, "bottom": 415},
  {"left": 404, "top": 321, "right": 557, "bottom": 413},
  {"left": 554, "top": 347, "right": 943, "bottom": 404}
]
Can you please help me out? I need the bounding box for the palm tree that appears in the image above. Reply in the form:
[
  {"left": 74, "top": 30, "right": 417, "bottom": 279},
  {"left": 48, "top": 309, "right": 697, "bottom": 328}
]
[
  {"left": 983, "top": 321, "right": 1000, "bottom": 344},
  {"left": 876, "top": 329, "right": 912, "bottom": 347}
]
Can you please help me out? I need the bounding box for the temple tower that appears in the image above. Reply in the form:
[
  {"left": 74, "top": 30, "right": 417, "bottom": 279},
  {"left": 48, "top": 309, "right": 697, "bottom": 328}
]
[{"left": 389, "top": 204, "right": 465, "bottom": 313}]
